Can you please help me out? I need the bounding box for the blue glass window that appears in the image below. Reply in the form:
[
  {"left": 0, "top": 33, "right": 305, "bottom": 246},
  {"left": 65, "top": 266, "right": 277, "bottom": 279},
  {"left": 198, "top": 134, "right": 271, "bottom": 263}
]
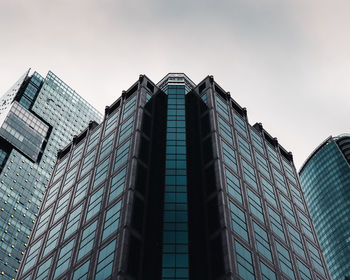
[
  {"left": 283, "top": 159, "right": 297, "bottom": 185},
  {"left": 218, "top": 117, "right": 233, "bottom": 145},
  {"left": 22, "top": 238, "right": 43, "bottom": 273},
  {"left": 215, "top": 95, "right": 230, "bottom": 120},
  {"left": 272, "top": 168, "right": 288, "bottom": 195},
  {"left": 225, "top": 168, "right": 242, "bottom": 204},
  {"left": 34, "top": 207, "right": 53, "bottom": 238},
  {"left": 109, "top": 167, "right": 127, "bottom": 203},
  {"left": 99, "top": 133, "right": 115, "bottom": 161},
  {"left": 275, "top": 241, "right": 295, "bottom": 280},
  {"left": 238, "top": 134, "right": 252, "bottom": 162},
  {"left": 36, "top": 257, "right": 52, "bottom": 280},
  {"left": 280, "top": 195, "right": 296, "bottom": 225},
  {"left": 114, "top": 140, "right": 130, "bottom": 171},
  {"left": 53, "top": 157, "right": 68, "bottom": 182},
  {"left": 43, "top": 222, "right": 63, "bottom": 257},
  {"left": 77, "top": 220, "right": 98, "bottom": 260},
  {"left": 250, "top": 128, "right": 265, "bottom": 154},
  {"left": 288, "top": 224, "right": 306, "bottom": 259},
  {"left": 73, "top": 174, "right": 90, "bottom": 206},
  {"left": 260, "top": 176, "right": 277, "bottom": 208},
  {"left": 234, "top": 114, "right": 248, "bottom": 138},
  {"left": 266, "top": 145, "right": 281, "bottom": 169},
  {"left": 297, "top": 259, "right": 312, "bottom": 280},
  {"left": 53, "top": 191, "right": 71, "bottom": 223},
  {"left": 289, "top": 183, "right": 305, "bottom": 211},
  {"left": 255, "top": 152, "right": 271, "bottom": 179},
  {"left": 230, "top": 202, "right": 249, "bottom": 242},
  {"left": 80, "top": 149, "right": 96, "bottom": 178},
  {"left": 53, "top": 239, "right": 75, "bottom": 278},
  {"left": 119, "top": 116, "right": 134, "bottom": 144},
  {"left": 260, "top": 261, "right": 276, "bottom": 280},
  {"left": 73, "top": 260, "right": 90, "bottom": 280},
  {"left": 307, "top": 241, "right": 326, "bottom": 276},
  {"left": 222, "top": 140, "right": 238, "bottom": 172},
  {"left": 253, "top": 222, "right": 272, "bottom": 262},
  {"left": 235, "top": 240, "right": 255, "bottom": 279},
  {"left": 87, "top": 126, "right": 101, "bottom": 152},
  {"left": 104, "top": 110, "right": 119, "bottom": 136},
  {"left": 268, "top": 207, "right": 285, "bottom": 241},
  {"left": 122, "top": 95, "right": 136, "bottom": 120},
  {"left": 86, "top": 187, "right": 104, "bottom": 221},
  {"left": 102, "top": 200, "right": 122, "bottom": 240},
  {"left": 69, "top": 143, "right": 85, "bottom": 168},
  {"left": 297, "top": 210, "right": 315, "bottom": 241},
  {"left": 62, "top": 165, "right": 78, "bottom": 193},
  {"left": 242, "top": 160, "right": 258, "bottom": 190},
  {"left": 247, "top": 189, "right": 264, "bottom": 223},
  {"left": 93, "top": 157, "right": 110, "bottom": 189},
  {"left": 44, "top": 180, "right": 61, "bottom": 209},
  {"left": 64, "top": 204, "right": 83, "bottom": 239},
  {"left": 95, "top": 239, "right": 116, "bottom": 279}
]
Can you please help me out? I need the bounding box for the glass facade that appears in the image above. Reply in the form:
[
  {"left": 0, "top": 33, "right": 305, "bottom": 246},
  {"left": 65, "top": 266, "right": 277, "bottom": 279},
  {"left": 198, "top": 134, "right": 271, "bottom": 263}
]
[
  {"left": 18, "top": 73, "right": 330, "bottom": 280},
  {"left": 300, "top": 135, "right": 350, "bottom": 280},
  {"left": 0, "top": 70, "right": 102, "bottom": 280},
  {"left": 162, "top": 85, "right": 189, "bottom": 279}
]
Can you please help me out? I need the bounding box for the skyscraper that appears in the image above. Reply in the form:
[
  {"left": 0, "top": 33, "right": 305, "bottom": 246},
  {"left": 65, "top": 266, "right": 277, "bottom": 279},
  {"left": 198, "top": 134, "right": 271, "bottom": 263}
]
[
  {"left": 0, "top": 70, "right": 102, "bottom": 280},
  {"left": 299, "top": 135, "right": 350, "bottom": 280},
  {"left": 18, "top": 73, "right": 330, "bottom": 280}
]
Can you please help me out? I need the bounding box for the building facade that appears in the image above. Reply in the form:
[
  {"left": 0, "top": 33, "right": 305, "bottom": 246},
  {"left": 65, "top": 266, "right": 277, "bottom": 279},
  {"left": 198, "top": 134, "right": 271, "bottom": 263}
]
[
  {"left": 299, "top": 135, "right": 350, "bottom": 280},
  {"left": 18, "top": 73, "right": 330, "bottom": 280},
  {"left": 0, "top": 70, "right": 102, "bottom": 279}
]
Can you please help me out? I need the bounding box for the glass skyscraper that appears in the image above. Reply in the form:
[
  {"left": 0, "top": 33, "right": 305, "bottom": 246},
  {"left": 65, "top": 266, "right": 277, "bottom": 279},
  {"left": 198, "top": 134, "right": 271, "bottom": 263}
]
[
  {"left": 299, "top": 134, "right": 350, "bottom": 280},
  {"left": 18, "top": 73, "right": 330, "bottom": 280},
  {"left": 0, "top": 70, "right": 102, "bottom": 280}
]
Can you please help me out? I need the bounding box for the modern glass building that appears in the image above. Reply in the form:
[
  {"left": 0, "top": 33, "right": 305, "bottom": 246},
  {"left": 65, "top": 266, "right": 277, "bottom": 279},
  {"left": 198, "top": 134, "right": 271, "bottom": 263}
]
[
  {"left": 0, "top": 70, "right": 102, "bottom": 280},
  {"left": 299, "top": 135, "right": 350, "bottom": 280},
  {"left": 17, "top": 73, "right": 330, "bottom": 280}
]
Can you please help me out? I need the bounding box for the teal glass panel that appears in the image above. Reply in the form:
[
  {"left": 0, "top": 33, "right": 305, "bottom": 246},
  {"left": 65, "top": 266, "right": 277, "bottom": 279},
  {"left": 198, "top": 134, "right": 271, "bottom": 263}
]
[
  {"left": 162, "top": 85, "right": 189, "bottom": 279},
  {"left": 229, "top": 202, "right": 249, "bottom": 242},
  {"left": 253, "top": 222, "right": 272, "bottom": 262},
  {"left": 234, "top": 240, "right": 255, "bottom": 279},
  {"left": 260, "top": 261, "right": 276, "bottom": 280},
  {"left": 225, "top": 168, "right": 242, "bottom": 204},
  {"left": 95, "top": 239, "right": 117, "bottom": 279},
  {"left": 73, "top": 260, "right": 90, "bottom": 280}
]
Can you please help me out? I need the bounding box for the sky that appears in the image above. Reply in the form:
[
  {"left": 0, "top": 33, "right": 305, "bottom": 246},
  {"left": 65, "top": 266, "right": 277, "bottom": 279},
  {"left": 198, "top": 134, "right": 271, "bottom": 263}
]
[{"left": 0, "top": 0, "right": 350, "bottom": 169}]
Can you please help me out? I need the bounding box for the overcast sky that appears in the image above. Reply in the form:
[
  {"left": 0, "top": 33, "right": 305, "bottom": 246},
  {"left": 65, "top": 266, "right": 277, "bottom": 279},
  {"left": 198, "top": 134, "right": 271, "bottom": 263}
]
[{"left": 0, "top": 0, "right": 349, "bottom": 169}]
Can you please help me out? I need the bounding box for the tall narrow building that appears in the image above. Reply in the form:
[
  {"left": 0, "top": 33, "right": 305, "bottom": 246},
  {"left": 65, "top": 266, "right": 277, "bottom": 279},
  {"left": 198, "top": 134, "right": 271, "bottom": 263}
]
[
  {"left": 299, "top": 135, "right": 350, "bottom": 280},
  {"left": 18, "top": 73, "right": 330, "bottom": 280},
  {"left": 0, "top": 70, "right": 102, "bottom": 280}
]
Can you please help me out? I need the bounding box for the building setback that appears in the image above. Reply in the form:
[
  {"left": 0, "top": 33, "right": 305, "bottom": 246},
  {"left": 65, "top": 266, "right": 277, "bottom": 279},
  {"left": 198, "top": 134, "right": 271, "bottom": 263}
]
[
  {"left": 299, "top": 135, "right": 350, "bottom": 280},
  {"left": 17, "top": 73, "right": 330, "bottom": 280},
  {"left": 0, "top": 70, "right": 102, "bottom": 280}
]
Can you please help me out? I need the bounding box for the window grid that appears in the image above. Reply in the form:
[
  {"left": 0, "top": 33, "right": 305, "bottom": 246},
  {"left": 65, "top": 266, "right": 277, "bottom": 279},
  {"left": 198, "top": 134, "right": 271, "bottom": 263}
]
[
  {"left": 77, "top": 220, "right": 98, "bottom": 260},
  {"left": 53, "top": 239, "right": 75, "bottom": 279},
  {"left": 229, "top": 202, "right": 249, "bottom": 242},
  {"left": 222, "top": 140, "right": 238, "bottom": 172},
  {"left": 242, "top": 159, "right": 258, "bottom": 190},
  {"left": 235, "top": 240, "right": 255, "bottom": 279},
  {"left": 102, "top": 200, "right": 122, "bottom": 240},
  {"left": 95, "top": 239, "right": 117, "bottom": 279},
  {"left": 253, "top": 222, "right": 273, "bottom": 262},
  {"left": 247, "top": 189, "right": 265, "bottom": 224},
  {"left": 109, "top": 167, "right": 127, "bottom": 203},
  {"left": 225, "top": 168, "right": 243, "bottom": 204}
]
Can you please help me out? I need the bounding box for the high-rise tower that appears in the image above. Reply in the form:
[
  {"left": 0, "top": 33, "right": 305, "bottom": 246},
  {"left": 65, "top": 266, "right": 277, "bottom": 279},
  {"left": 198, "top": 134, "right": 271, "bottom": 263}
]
[
  {"left": 299, "top": 134, "right": 350, "bottom": 280},
  {"left": 0, "top": 70, "right": 102, "bottom": 280},
  {"left": 18, "top": 73, "right": 330, "bottom": 280}
]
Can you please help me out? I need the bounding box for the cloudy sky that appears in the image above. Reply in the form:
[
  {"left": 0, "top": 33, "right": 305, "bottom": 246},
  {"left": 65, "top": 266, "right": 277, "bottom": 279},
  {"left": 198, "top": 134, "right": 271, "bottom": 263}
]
[{"left": 0, "top": 0, "right": 349, "bottom": 169}]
